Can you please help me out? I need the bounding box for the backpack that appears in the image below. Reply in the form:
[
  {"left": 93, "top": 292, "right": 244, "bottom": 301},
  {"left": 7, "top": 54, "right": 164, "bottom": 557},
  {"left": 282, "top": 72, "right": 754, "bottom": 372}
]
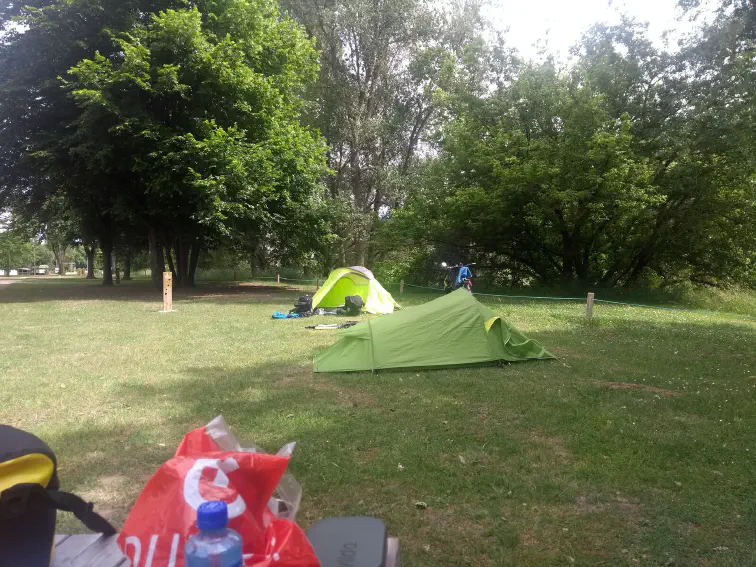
[
  {"left": 0, "top": 425, "right": 116, "bottom": 567},
  {"left": 291, "top": 294, "right": 313, "bottom": 315},
  {"left": 344, "top": 295, "right": 364, "bottom": 316}
]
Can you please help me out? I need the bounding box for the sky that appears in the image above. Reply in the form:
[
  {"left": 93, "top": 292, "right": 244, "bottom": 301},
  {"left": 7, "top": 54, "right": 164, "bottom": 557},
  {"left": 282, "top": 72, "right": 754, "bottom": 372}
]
[{"left": 483, "top": 0, "right": 718, "bottom": 61}]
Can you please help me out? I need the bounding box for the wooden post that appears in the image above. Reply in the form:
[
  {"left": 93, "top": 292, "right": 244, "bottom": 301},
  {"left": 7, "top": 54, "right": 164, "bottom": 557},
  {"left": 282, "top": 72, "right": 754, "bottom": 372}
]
[
  {"left": 277, "top": 273, "right": 280, "bottom": 284},
  {"left": 315, "top": 278, "right": 320, "bottom": 291},
  {"left": 586, "top": 292, "right": 595, "bottom": 322},
  {"left": 400, "top": 279, "right": 404, "bottom": 295},
  {"left": 161, "top": 271, "right": 174, "bottom": 313}
]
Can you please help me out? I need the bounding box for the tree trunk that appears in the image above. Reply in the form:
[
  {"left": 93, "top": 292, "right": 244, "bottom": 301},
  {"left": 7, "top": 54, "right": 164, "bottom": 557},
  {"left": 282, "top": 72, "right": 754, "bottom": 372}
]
[
  {"left": 174, "top": 236, "right": 182, "bottom": 287},
  {"left": 51, "top": 242, "right": 67, "bottom": 276},
  {"left": 354, "top": 235, "right": 365, "bottom": 266},
  {"left": 122, "top": 249, "right": 131, "bottom": 280},
  {"left": 113, "top": 251, "right": 120, "bottom": 284},
  {"left": 55, "top": 254, "right": 64, "bottom": 276},
  {"left": 164, "top": 241, "right": 177, "bottom": 280},
  {"left": 100, "top": 240, "right": 113, "bottom": 286},
  {"left": 86, "top": 247, "right": 96, "bottom": 279},
  {"left": 561, "top": 254, "right": 573, "bottom": 281},
  {"left": 624, "top": 253, "right": 654, "bottom": 287},
  {"left": 148, "top": 226, "right": 165, "bottom": 289},
  {"left": 174, "top": 234, "right": 190, "bottom": 287},
  {"left": 187, "top": 237, "right": 202, "bottom": 287}
]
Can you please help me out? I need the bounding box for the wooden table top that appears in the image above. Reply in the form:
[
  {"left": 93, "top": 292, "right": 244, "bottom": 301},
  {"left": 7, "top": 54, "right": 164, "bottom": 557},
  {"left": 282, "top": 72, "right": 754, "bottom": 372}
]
[
  {"left": 52, "top": 534, "right": 126, "bottom": 567},
  {"left": 52, "top": 534, "right": 400, "bottom": 566}
]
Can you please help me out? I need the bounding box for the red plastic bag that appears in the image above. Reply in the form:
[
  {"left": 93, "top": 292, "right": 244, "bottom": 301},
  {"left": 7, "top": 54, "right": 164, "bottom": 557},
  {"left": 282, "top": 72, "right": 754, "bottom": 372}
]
[{"left": 117, "top": 424, "right": 320, "bottom": 567}]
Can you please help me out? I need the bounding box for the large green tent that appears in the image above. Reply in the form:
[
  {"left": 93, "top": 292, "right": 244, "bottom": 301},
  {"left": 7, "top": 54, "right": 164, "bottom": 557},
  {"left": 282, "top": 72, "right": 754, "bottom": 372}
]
[
  {"left": 314, "top": 289, "right": 553, "bottom": 372},
  {"left": 312, "top": 266, "right": 399, "bottom": 314}
]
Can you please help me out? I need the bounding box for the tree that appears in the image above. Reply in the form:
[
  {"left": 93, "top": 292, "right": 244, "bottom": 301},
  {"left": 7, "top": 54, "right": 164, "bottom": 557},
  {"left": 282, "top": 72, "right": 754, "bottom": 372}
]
[
  {"left": 387, "top": 19, "right": 756, "bottom": 288},
  {"left": 62, "top": 1, "right": 326, "bottom": 287},
  {"left": 1, "top": 0, "right": 326, "bottom": 287},
  {"left": 0, "top": 0, "right": 182, "bottom": 285},
  {"left": 84, "top": 244, "right": 97, "bottom": 279},
  {"left": 0, "top": 221, "right": 54, "bottom": 275},
  {"left": 32, "top": 194, "right": 80, "bottom": 276},
  {"left": 281, "top": 0, "right": 501, "bottom": 267},
  {"left": 0, "top": 229, "right": 25, "bottom": 275}
]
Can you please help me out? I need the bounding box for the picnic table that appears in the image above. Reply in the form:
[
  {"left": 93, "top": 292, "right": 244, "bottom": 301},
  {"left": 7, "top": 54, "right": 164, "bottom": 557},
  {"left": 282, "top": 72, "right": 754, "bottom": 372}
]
[
  {"left": 52, "top": 535, "right": 125, "bottom": 567},
  {"left": 52, "top": 534, "right": 400, "bottom": 566}
]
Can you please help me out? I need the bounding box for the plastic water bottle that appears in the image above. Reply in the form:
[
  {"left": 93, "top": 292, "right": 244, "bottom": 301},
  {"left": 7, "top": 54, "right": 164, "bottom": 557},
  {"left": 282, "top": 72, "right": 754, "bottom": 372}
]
[{"left": 185, "top": 501, "right": 244, "bottom": 567}]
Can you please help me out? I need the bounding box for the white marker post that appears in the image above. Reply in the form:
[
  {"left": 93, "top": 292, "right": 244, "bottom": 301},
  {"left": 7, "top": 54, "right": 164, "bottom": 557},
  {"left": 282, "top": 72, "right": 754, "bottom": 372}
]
[{"left": 585, "top": 292, "right": 595, "bottom": 323}]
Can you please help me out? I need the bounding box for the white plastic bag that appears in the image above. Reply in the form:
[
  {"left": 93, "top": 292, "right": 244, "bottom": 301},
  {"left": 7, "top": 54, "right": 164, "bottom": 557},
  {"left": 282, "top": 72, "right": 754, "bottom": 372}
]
[{"left": 204, "top": 415, "right": 302, "bottom": 521}]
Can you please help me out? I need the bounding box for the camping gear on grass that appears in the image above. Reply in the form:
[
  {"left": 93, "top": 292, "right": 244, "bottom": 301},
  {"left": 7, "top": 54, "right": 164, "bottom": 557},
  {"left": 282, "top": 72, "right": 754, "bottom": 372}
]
[
  {"left": 292, "top": 295, "right": 313, "bottom": 315},
  {"left": 312, "top": 267, "right": 398, "bottom": 315},
  {"left": 313, "top": 308, "right": 340, "bottom": 316},
  {"left": 273, "top": 312, "right": 301, "bottom": 319},
  {"left": 306, "top": 322, "right": 359, "bottom": 330},
  {"left": 344, "top": 295, "right": 364, "bottom": 316},
  {"left": 273, "top": 295, "right": 316, "bottom": 319},
  {"left": 306, "top": 517, "right": 388, "bottom": 567},
  {"left": 314, "top": 288, "right": 553, "bottom": 373},
  {"left": 0, "top": 425, "right": 116, "bottom": 567},
  {"left": 118, "top": 416, "right": 319, "bottom": 567}
]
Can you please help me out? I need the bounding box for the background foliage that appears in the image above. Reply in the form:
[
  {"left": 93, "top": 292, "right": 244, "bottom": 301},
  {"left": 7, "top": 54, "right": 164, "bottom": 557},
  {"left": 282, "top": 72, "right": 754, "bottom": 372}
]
[{"left": 0, "top": 0, "right": 754, "bottom": 291}]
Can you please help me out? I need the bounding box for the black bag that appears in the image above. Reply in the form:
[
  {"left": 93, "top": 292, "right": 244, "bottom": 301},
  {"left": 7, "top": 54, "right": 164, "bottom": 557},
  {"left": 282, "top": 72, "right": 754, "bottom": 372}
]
[
  {"left": 291, "top": 294, "right": 313, "bottom": 315},
  {"left": 0, "top": 425, "right": 116, "bottom": 567},
  {"left": 344, "top": 295, "right": 364, "bottom": 316}
]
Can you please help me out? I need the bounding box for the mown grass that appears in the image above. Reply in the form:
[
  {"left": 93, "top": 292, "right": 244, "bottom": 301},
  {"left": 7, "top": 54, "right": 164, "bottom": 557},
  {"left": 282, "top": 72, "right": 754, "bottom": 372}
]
[{"left": 1, "top": 277, "right": 755, "bottom": 566}]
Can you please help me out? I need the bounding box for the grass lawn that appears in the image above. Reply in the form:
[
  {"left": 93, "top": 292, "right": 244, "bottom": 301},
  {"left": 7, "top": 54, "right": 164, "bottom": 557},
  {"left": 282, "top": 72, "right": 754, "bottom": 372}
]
[{"left": 1, "top": 277, "right": 755, "bottom": 566}]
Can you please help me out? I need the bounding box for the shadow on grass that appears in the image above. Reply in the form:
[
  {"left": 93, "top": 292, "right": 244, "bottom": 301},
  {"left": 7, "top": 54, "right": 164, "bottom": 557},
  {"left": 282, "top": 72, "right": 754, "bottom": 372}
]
[
  {"left": 43, "top": 363, "right": 333, "bottom": 526},
  {"left": 0, "top": 278, "right": 309, "bottom": 305}
]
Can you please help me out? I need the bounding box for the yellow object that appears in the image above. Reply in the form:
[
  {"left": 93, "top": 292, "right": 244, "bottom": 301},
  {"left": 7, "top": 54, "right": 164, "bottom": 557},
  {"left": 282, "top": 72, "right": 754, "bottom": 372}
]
[{"left": 0, "top": 452, "right": 55, "bottom": 493}]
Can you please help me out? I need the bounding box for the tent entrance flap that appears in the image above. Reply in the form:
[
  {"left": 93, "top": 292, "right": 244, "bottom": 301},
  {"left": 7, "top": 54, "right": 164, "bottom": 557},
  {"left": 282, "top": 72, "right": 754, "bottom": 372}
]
[{"left": 317, "top": 275, "right": 370, "bottom": 308}]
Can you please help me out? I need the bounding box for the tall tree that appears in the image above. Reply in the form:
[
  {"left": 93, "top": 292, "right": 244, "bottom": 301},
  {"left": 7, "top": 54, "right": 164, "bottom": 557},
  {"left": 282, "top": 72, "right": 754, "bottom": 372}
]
[
  {"left": 63, "top": 1, "right": 326, "bottom": 286},
  {"left": 0, "top": 0, "right": 180, "bottom": 284},
  {"left": 1, "top": 0, "right": 326, "bottom": 286}
]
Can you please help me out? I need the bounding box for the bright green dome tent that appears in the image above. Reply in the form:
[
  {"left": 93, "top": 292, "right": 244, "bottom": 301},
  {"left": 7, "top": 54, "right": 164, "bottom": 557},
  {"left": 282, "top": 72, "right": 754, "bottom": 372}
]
[
  {"left": 314, "top": 289, "right": 553, "bottom": 373},
  {"left": 312, "top": 266, "right": 399, "bottom": 314}
]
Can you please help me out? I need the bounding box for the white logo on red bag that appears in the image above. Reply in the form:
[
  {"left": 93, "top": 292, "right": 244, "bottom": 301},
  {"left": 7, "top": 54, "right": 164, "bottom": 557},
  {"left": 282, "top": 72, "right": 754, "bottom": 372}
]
[
  {"left": 183, "top": 457, "right": 247, "bottom": 518},
  {"left": 125, "top": 534, "right": 181, "bottom": 567}
]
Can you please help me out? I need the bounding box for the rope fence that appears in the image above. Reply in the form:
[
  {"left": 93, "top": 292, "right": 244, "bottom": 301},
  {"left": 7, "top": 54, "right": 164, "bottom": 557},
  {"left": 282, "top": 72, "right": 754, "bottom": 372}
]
[
  {"left": 402, "top": 281, "right": 756, "bottom": 323},
  {"left": 241, "top": 274, "right": 755, "bottom": 323}
]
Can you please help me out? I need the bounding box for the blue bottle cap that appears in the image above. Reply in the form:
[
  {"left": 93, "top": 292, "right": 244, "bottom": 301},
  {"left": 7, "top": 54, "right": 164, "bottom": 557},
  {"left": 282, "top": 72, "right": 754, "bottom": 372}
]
[{"left": 196, "top": 500, "right": 229, "bottom": 531}]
